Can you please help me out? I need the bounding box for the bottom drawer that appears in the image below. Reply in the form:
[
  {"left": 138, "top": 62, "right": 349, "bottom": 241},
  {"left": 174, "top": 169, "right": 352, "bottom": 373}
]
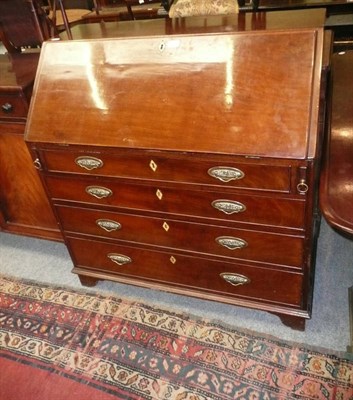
[{"left": 67, "top": 237, "right": 303, "bottom": 307}]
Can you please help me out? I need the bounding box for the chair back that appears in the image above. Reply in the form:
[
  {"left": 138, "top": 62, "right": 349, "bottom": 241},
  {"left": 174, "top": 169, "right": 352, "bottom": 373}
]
[{"left": 0, "top": 0, "right": 54, "bottom": 53}]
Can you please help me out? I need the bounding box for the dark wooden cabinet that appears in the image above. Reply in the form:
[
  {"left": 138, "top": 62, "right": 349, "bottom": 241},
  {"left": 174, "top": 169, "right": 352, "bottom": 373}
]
[
  {"left": 0, "top": 52, "right": 61, "bottom": 240},
  {"left": 25, "top": 27, "right": 329, "bottom": 330}
]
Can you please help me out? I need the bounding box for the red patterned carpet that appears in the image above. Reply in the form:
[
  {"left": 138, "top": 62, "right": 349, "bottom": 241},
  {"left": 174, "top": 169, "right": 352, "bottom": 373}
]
[{"left": 0, "top": 274, "right": 352, "bottom": 399}]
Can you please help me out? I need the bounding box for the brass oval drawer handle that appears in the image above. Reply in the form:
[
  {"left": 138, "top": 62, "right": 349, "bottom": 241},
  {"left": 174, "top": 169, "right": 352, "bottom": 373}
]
[
  {"left": 107, "top": 253, "right": 132, "bottom": 266},
  {"left": 1, "top": 102, "right": 13, "bottom": 113},
  {"left": 220, "top": 272, "right": 250, "bottom": 287},
  {"left": 212, "top": 200, "right": 246, "bottom": 215},
  {"left": 216, "top": 236, "right": 248, "bottom": 250},
  {"left": 208, "top": 166, "right": 245, "bottom": 182},
  {"left": 86, "top": 186, "right": 112, "bottom": 199},
  {"left": 75, "top": 156, "right": 103, "bottom": 170},
  {"left": 96, "top": 219, "right": 121, "bottom": 232}
]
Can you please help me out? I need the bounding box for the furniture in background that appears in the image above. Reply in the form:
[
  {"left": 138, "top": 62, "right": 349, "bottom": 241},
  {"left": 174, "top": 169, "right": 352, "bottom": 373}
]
[
  {"left": 83, "top": 0, "right": 171, "bottom": 22},
  {"left": 83, "top": 0, "right": 251, "bottom": 22},
  {"left": 59, "top": 8, "right": 328, "bottom": 40},
  {"left": 246, "top": 0, "right": 353, "bottom": 14},
  {"left": 0, "top": 52, "right": 61, "bottom": 240},
  {"left": 0, "top": 0, "right": 63, "bottom": 240},
  {"left": 319, "top": 49, "right": 353, "bottom": 352},
  {"left": 320, "top": 50, "right": 353, "bottom": 237},
  {"left": 122, "top": 0, "right": 167, "bottom": 19},
  {"left": 0, "top": 0, "right": 54, "bottom": 53},
  {"left": 46, "top": 0, "right": 91, "bottom": 39},
  {"left": 169, "top": 0, "right": 240, "bottom": 17},
  {"left": 25, "top": 24, "right": 330, "bottom": 330},
  {"left": 0, "top": 0, "right": 92, "bottom": 45}
]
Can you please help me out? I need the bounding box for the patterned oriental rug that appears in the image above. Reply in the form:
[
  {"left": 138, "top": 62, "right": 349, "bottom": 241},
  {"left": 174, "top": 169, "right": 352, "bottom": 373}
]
[{"left": 0, "top": 275, "right": 352, "bottom": 400}]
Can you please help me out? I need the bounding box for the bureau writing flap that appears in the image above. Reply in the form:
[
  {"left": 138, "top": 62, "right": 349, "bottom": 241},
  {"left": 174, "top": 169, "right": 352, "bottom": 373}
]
[{"left": 25, "top": 30, "right": 325, "bottom": 159}]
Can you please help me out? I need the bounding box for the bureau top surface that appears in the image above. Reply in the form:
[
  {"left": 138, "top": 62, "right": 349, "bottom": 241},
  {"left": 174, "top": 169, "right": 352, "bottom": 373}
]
[{"left": 25, "top": 29, "right": 325, "bottom": 159}]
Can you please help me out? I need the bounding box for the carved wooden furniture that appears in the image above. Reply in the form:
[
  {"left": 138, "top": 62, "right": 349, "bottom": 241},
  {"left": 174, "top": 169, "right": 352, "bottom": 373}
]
[
  {"left": 320, "top": 50, "right": 353, "bottom": 237},
  {"left": 26, "top": 25, "right": 329, "bottom": 330},
  {"left": 0, "top": 52, "right": 61, "bottom": 240}
]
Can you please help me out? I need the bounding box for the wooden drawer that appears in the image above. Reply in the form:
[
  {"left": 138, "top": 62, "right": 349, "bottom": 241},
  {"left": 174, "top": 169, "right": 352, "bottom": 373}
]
[
  {"left": 40, "top": 149, "right": 292, "bottom": 192},
  {"left": 68, "top": 236, "right": 303, "bottom": 307},
  {"left": 0, "top": 93, "right": 28, "bottom": 120},
  {"left": 57, "top": 205, "right": 304, "bottom": 268},
  {"left": 47, "top": 176, "right": 305, "bottom": 229}
]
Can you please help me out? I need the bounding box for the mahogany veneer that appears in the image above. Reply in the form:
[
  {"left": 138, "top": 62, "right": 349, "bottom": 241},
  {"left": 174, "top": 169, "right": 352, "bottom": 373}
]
[{"left": 25, "top": 27, "right": 329, "bottom": 330}]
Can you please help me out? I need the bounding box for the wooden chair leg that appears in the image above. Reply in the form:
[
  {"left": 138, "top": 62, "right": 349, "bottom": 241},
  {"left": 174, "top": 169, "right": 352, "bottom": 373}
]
[{"left": 56, "top": 0, "right": 73, "bottom": 39}]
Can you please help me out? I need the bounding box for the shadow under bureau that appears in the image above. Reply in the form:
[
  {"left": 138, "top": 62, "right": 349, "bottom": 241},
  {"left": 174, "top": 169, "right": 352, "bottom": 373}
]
[{"left": 25, "top": 29, "right": 329, "bottom": 330}]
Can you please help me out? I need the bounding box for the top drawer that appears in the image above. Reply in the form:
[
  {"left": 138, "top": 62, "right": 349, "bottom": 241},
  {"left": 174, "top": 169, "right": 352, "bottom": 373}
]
[
  {"left": 39, "top": 149, "right": 293, "bottom": 193},
  {"left": 0, "top": 92, "right": 28, "bottom": 121}
]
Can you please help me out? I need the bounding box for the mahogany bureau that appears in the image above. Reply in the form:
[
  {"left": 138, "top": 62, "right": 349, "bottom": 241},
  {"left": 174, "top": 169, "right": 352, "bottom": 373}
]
[{"left": 25, "top": 28, "right": 328, "bottom": 330}]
